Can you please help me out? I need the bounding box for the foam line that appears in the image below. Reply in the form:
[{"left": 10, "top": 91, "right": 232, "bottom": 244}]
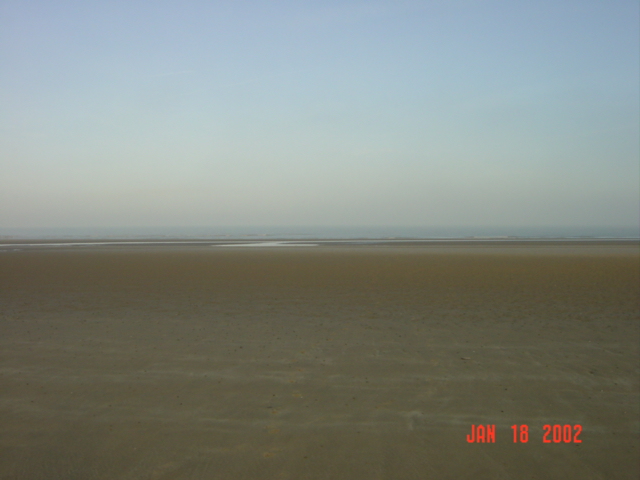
[{"left": 215, "top": 241, "right": 318, "bottom": 247}]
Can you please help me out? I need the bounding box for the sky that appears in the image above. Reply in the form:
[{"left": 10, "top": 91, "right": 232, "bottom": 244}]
[{"left": 1, "top": 0, "right": 638, "bottom": 230}]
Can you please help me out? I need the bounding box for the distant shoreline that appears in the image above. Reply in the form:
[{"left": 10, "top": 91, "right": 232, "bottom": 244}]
[{"left": 1, "top": 238, "right": 638, "bottom": 250}]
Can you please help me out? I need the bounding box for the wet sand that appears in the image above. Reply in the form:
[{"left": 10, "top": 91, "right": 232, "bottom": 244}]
[{"left": 1, "top": 243, "right": 638, "bottom": 479}]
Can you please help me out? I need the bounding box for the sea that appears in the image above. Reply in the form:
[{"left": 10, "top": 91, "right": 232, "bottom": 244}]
[{"left": 0, "top": 225, "right": 638, "bottom": 241}]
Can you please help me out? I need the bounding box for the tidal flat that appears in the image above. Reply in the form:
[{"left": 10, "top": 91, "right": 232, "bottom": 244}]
[{"left": 1, "top": 242, "right": 638, "bottom": 479}]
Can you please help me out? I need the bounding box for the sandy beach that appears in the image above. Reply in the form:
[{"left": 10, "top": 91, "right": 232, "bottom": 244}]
[{"left": 0, "top": 242, "right": 638, "bottom": 479}]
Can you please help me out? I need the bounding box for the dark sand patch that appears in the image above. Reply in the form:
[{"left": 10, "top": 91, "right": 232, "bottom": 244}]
[{"left": 1, "top": 244, "right": 638, "bottom": 479}]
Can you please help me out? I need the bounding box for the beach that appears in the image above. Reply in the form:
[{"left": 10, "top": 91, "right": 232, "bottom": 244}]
[{"left": 0, "top": 242, "right": 638, "bottom": 479}]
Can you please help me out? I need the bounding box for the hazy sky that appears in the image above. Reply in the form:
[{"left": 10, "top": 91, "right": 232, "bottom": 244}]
[{"left": 1, "top": 0, "right": 638, "bottom": 229}]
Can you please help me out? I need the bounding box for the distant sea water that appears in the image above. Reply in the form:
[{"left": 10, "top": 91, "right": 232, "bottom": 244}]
[{"left": 1, "top": 226, "right": 638, "bottom": 240}]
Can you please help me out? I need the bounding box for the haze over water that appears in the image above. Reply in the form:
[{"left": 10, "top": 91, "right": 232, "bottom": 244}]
[{"left": 1, "top": 225, "right": 637, "bottom": 241}]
